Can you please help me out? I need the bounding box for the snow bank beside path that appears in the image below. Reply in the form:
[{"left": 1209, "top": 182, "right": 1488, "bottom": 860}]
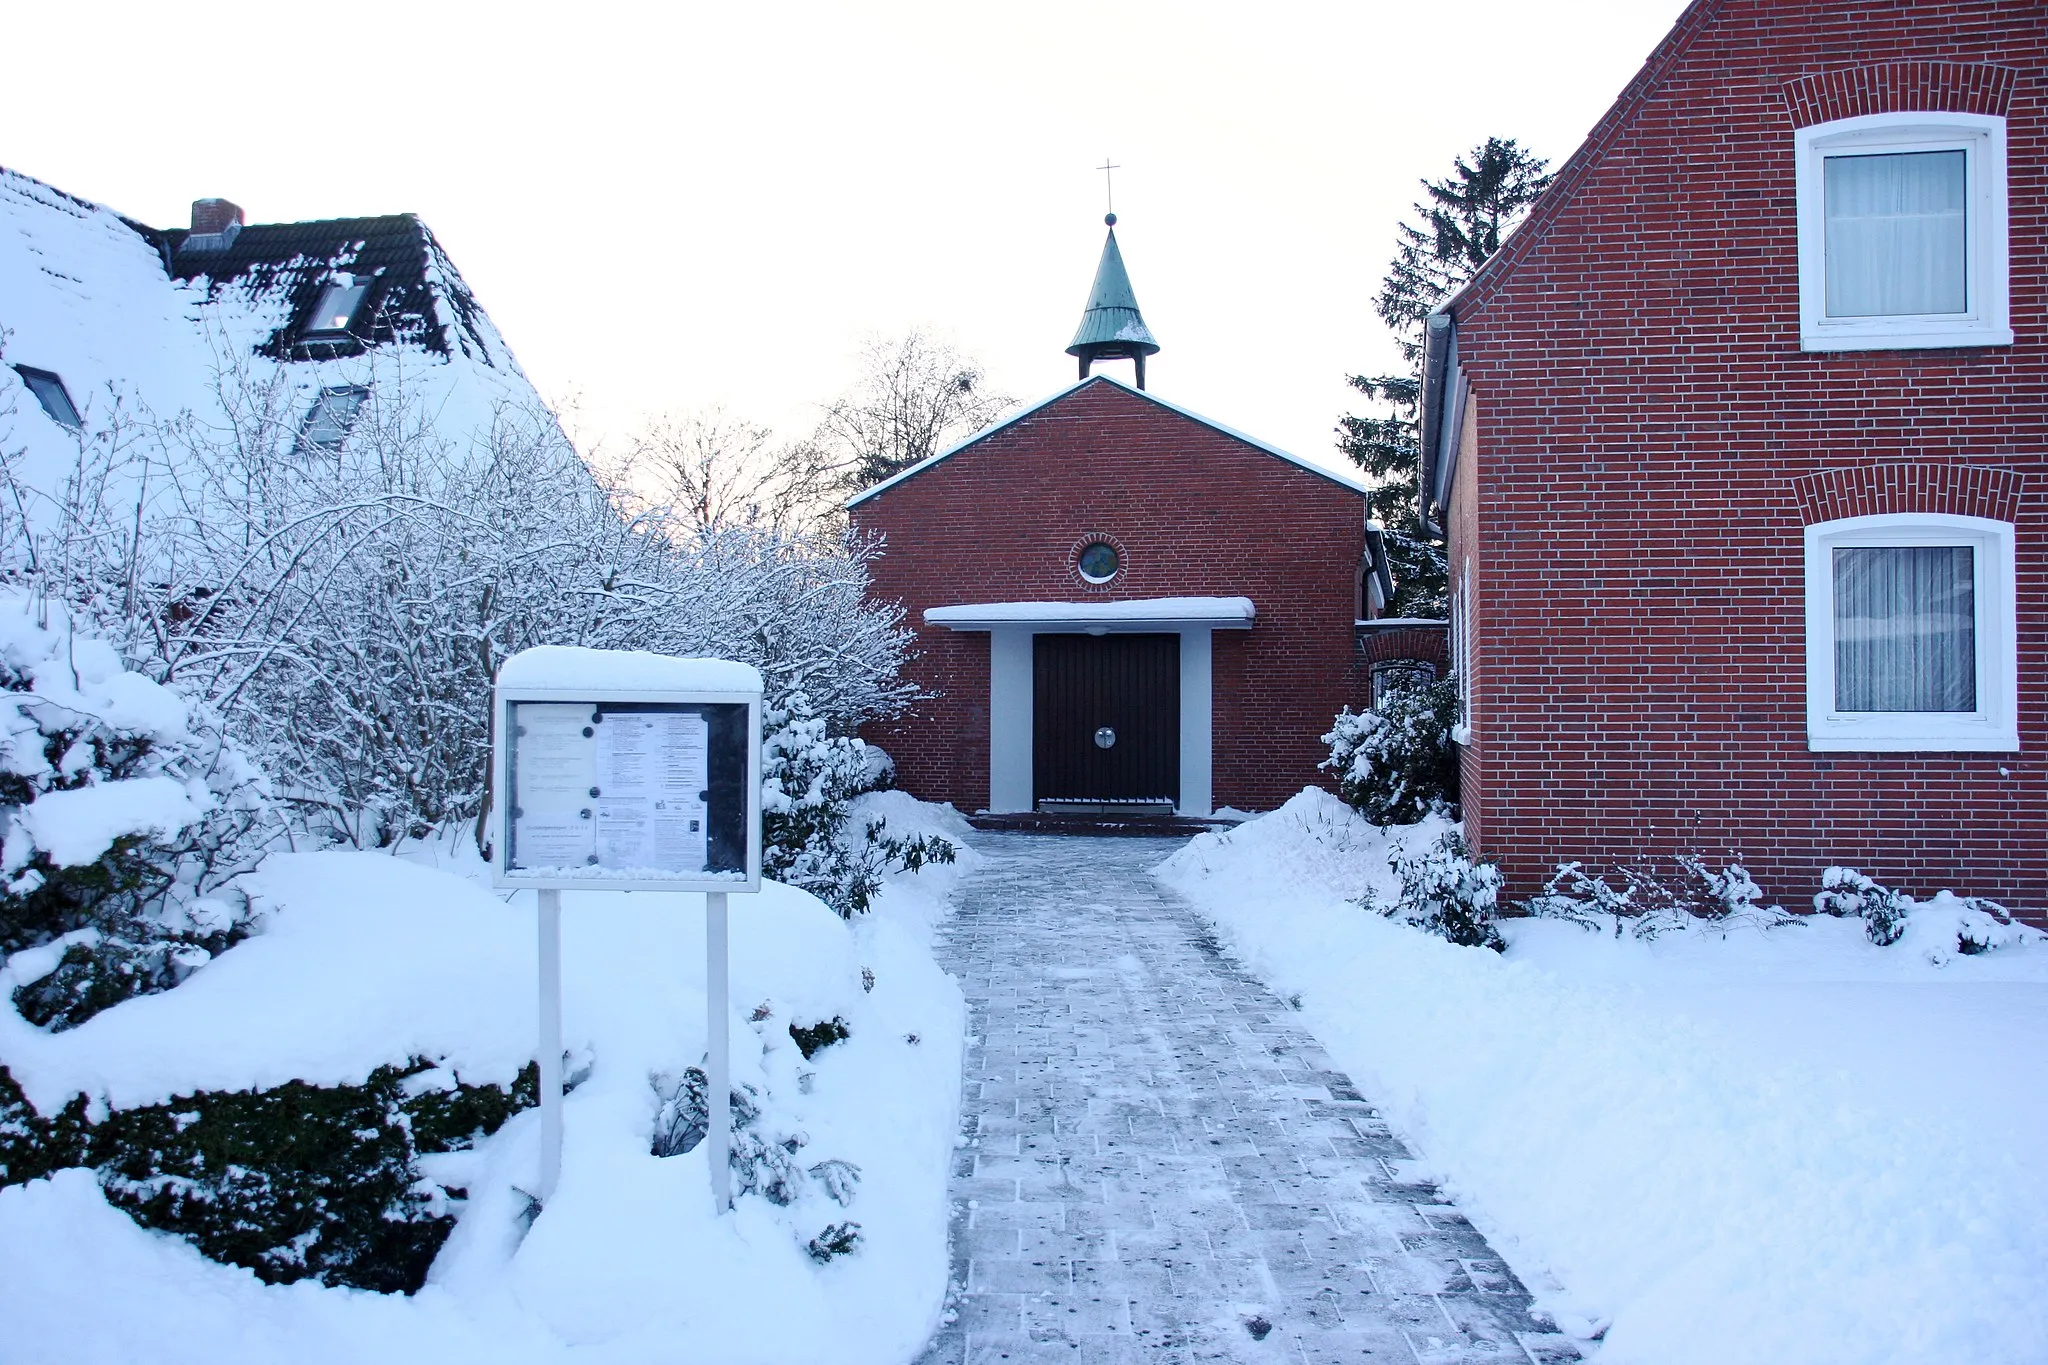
[
  {"left": 1155, "top": 789, "right": 2048, "bottom": 1365},
  {"left": 0, "top": 798, "right": 978, "bottom": 1365}
]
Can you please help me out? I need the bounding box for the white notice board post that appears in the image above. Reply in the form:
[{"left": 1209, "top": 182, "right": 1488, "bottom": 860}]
[{"left": 490, "top": 647, "right": 762, "bottom": 1214}]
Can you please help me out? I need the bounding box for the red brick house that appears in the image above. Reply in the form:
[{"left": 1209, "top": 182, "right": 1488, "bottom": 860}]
[
  {"left": 1419, "top": 0, "right": 2044, "bottom": 912},
  {"left": 849, "top": 220, "right": 1395, "bottom": 817}
]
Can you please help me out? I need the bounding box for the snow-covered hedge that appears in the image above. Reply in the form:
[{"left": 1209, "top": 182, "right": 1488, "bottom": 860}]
[
  {"left": 1321, "top": 673, "right": 1460, "bottom": 825},
  {"left": 0, "top": 595, "right": 275, "bottom": 1030},
  {"left": 0, "top": 1058, "right": 534, "bottom": 1294}
]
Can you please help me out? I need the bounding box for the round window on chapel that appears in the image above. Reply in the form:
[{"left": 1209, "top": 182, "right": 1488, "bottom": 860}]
[{"left": 1077, "top": 541, "right": 1120, "bottom": 583}]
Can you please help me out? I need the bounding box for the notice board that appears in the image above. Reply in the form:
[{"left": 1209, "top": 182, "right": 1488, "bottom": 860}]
[{"left": 492, "top": 668, "right": 761, "bottom": 892}]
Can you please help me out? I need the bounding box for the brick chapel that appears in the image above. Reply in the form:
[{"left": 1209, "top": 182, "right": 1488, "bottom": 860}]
[{"left": 850, "top": 217, "right": 1425, "bottom": 819}]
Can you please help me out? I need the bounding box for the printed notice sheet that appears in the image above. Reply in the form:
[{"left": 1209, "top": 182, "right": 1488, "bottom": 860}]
[
  {"left": 510, "top": 703, "right": 711, "bottom": 873},
  {"left": 593, "top": 711, "right": 710, "bottom": 872},
  {"left": 510, "top": 704, "right": 598, "bottom": 868}
]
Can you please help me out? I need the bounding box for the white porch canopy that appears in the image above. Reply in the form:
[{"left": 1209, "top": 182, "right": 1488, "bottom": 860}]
[
  {"left": 923, "top": 596, "right": 1257, "bottom": 817},
  {"left": 924, "top": 596, "right": 1255, "bottom": 632}
]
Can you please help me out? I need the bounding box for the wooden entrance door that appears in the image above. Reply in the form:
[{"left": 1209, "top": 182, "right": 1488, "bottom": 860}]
[{"left": 1032, "top": 633, "right": 1180, "bottom": 807}]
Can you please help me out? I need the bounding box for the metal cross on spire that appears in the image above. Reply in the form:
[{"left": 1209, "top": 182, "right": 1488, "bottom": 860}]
[{"left": 1098, "top": 158, "right": 1121, "bottom": 220}]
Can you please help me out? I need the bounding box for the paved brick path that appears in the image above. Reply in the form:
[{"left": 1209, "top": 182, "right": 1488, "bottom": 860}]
[{"left": 917, "top": 832, "right": 1581, "bottom": 1365}]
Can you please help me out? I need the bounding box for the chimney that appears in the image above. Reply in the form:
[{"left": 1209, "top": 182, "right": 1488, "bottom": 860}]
[{"left": 190, "top": 198, "right": 244, "bottom": 235}]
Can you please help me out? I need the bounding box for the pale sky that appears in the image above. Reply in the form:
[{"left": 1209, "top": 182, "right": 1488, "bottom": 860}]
[{"left": 11, "top": 0, "right": 1690, "bottom": 476}]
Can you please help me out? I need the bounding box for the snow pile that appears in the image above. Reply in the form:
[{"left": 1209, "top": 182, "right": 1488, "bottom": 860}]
[
  {"left": 498, "top": 647, "right": 763, "bottom": 695},
  {"left": 1156, "top": 790, "right": 2048, "bottom": 1365},
  {"left": 0, "top": 795, "right": 977, "bottom": 1363}
]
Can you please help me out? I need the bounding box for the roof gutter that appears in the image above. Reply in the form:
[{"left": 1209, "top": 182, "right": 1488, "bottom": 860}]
[{"left": 1414, "top": 310, "right": 1460, "bottom": 538}]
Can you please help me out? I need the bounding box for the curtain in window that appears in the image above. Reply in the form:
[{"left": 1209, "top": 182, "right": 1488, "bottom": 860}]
[
  {"left": 1824, "top": 150, "right": 1967, "bottom": 317},
  {"left": 1833, "top": 545, "right": 1975, "bottom": 712}
]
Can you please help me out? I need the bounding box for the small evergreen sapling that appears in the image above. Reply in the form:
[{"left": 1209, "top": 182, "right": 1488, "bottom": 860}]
[
  {"left": 1367, "top": 830, "right": 1505, "bottom": 952},
  {"left": 649, "top": 1069, "right": 864, "bottom": 1218},
  {"left": 760, "top": 691, "right": 954, "bottom": 918},
  {"left": 1815, "top": 866, "right": 1913, "bottom": 946},
  {"left": 806, "top": 1221, "right": 863, "bottom": 1263},
  {"left": 1525, "top": 861, "right": 1631, "bottom": 931}
]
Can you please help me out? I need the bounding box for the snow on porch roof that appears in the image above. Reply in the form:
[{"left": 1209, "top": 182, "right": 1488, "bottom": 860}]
[
  {"left": 843, "top": 375, "right": 1368, "bottom": 509},
  {"left": 925, "top": 597, "right": 1256, "bottom": 631}
]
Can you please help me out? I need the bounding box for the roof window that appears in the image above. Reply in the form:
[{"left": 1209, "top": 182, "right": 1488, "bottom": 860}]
[
  {"left": 298, "top": 385, "right": 369, "bottom": 452},
  {"left": 305, "top": 276, "right": 370, "bottom": 337},
  {"left": 13, "top": 366, "right": 81, "bottom": 430}
]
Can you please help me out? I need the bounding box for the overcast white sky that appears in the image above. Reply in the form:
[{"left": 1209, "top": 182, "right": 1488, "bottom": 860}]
[{"left": 12, "top": 0, "right": 1689, "bottom": 475}]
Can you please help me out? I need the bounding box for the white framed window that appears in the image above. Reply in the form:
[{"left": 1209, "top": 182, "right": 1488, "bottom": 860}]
[
  {"left": 1796, "top": 112, "right": 2011, "bottom": 351},
  {"left": 1804, "top": 513, "right": 2018, "bottom": 752},
  {"left": 1450, "top": 559, "right": 1473, "bottom": 746}
]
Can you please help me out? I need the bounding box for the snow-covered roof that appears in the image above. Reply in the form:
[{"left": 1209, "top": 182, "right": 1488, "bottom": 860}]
[
  {"left": 843, "top": 375, "right": 1369, "bottom": 509},
  {"left": 497, "top": 646, "right": 763, "bottom": 694},
  {"left": 0, "top": 165, "right": 552, "bottom": 534},
  {"left": 925, "top": 597, "right": 1256, "bottom": 631}
]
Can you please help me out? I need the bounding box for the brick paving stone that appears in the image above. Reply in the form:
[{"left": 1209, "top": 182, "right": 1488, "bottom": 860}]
[{"left": 914, "top": 833, "right": 1581, "bottom": 1365}]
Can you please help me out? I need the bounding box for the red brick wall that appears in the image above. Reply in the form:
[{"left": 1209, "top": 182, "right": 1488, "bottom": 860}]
[
  {"left": 850, "top": 379, "right": 1369, "bottom": 813},
  {"left": 1358, "top": 626, "right": 1450, "bottom": 672},
  {"left": 1447, "top": 0, "right": 2046, "bottom": 914}
]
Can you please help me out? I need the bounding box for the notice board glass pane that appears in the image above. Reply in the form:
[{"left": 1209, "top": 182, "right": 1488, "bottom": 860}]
[{"left": 505, "top": 700, "right": 750, "bottom": 876}]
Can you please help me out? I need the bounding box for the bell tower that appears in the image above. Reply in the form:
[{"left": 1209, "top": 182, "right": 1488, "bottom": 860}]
[{"left": 1066, "top": 213, "right": 1161, "bottom": 389}]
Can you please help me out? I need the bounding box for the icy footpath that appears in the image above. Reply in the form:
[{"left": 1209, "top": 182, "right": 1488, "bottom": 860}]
[
  {"left": 0, "top": 790, "right": 975, "bottom": 1365},
  {"left": 1156, "top": 789, "right": 2048, "bottom": 1365}
]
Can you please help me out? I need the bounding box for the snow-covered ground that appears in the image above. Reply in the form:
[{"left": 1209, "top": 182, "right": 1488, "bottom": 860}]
[
  {"left": 0, "top": 789, "right": 976, "bottom": 1364},
  {"left": 1156, "top": 790, "right": 2048, "bottom": 1365}
]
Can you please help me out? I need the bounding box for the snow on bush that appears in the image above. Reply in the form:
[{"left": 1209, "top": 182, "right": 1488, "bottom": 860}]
[
  {"left": 0, "top": 1058, "right": 535, "bottom": 1294},
  {"left": 762, "top": 691, "right": 954, "bottom": 918},
  {"left": 1815, "top": 866, "right": 2039, "bottom": 962},
  {"left": 1527, "top": 855, "right": 1793, "bottom": 940},
  {"left": 5, "top": 364, "right": 918, "bottom": 850},
  {"left": 1320, "top": 673, "right": 1459, "bottom": 825},
  {"left": 0, "top": 594, "right": 274, "bottom": 1030},
  {"left": 1813, "top": 866, "right": 1912, "bottom": 945},
  {"left": 649, "top": 1063, "right": 868, "bottom": 1259},
  {"left": 1366, "top": 827, "right": 1505, "bottom": 951}
]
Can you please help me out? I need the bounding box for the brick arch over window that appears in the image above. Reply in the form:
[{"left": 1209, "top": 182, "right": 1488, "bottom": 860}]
[
  {"left": 1781, "top": 62, "right": 2017, "bottom": 128},
  {"left": 1790, "top": 463, "right": 2026, "bottom": 526}
]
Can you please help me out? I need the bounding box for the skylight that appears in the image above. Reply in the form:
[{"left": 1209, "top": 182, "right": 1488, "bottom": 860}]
[
  {"left": 298, "top": 385, "right": 369, "bottom": 452},
  {"left": 306, "top": 276, "right": 370, "bottom": 335},
  {"left": 13, "top": 366, "right": 81, "bottom": 430}
]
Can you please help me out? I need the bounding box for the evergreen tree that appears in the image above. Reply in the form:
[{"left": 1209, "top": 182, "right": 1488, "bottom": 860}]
[{"left": 1341, "top": 138, "right": 1552, "bottom": 616}]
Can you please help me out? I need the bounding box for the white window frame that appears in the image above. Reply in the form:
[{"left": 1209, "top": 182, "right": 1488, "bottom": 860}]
[
  {"left": 1450, "top": 559, "right": 1473, "bottom": 746},
  {"left": 1804, "top": 513, "right": 2018, "bottom": 752},
  {"left": 1796, "top": 111, "right": 2011, "bottom": 352}
]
